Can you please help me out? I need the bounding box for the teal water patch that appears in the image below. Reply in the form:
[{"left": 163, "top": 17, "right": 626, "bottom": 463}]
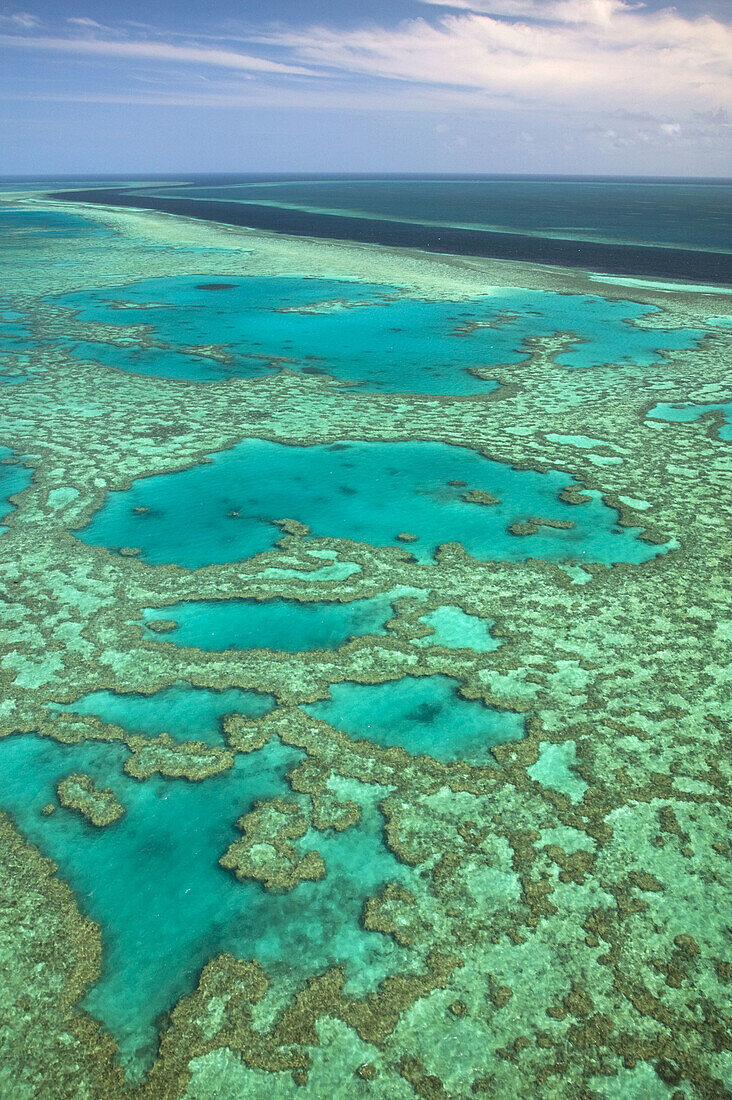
[
  {"left": 0, "top": 306, "right": 32, "bottom": 345},
  {"left": 50, "top": 682, "right": 274, "bottom": 744},
  {"left": 0, "top": 208, "right": 109, "bottom": 242},
  {"left": 78, "top": 439, "right": 665, "bottom": 568},
  {"left": 0, "top": 449, "right": 31, "bottom": 531},
  {"left": 52, "top": 275, "right": 700, "bottom": 392},
  {"left": 0, "top": 733, "right": 409, "bottom": 1077},
  {"left": 412, "top": 605, "right": 500, "bottom": 652},
  {"left": 0, "top": 305, "right": 36, "bottom": 380},
  {"left": 527, "top": 741, "right": 588, "bottom": 802},
  {"left": 141, "top": 591, "right": 398, "bottom": 652},
  {"left": 647, "top": 401, "right": 732, "bottom": 441},
  {"left": 304, "top": 675, "right": 524, "bottom": 763}
]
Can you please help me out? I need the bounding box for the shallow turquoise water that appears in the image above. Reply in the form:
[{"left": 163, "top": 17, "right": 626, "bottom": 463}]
[
  {"left": 0, "top": 449, "right": 31, "bottom": 531},
  {"left": 412, "top": 605, "right": 500, "bottom": 652},
  {"left": 304, "top": 675, "right": 524, "bottom": 763},
  {"left": 78, "top": 439, "right": 666, "bottom": 568},
  {"left": 140, "top": 591, "right": 399, "bottom": 651},
  {"left": 0, "top": 734, "right": 409, "bottom": 1076},
  {"left": 0, "top": 208, "right": 109, "bottom": 242},
  {"left": 0, "top": 308, "right": 35, "bottom": 382},
  {"left": 647, "top": 401, "right": 732, "bottom": 441},
  {"left": 53, "top": 275, "right": 700, "bottom": 392},
  {"left": 51, "top": 682, "right": 274, "bottom": 744}
]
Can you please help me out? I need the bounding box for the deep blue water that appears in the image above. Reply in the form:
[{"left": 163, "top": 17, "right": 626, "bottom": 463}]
[
  {"left": 49, "top": 175, "right": 732, "bottom": 282},
  {"left": 137, "top": 177, "right": 732, "bottom": 252}
]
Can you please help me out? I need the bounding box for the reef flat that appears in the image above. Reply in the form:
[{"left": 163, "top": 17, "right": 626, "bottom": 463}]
[{"left": 0, "top": 188, "right": 730, "bottom": 1099}]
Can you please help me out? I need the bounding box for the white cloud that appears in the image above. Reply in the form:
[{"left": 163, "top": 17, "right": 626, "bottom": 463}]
[
  {"left": 0, "top": 32, "right": 317, "bottom": 76},
  {"left": 0, "top": 10, "right": 41, "bottom": 28},
  {"left": 252, "top": 4, "right": 731, "bottom": 114},
  {"left": 66, "top": 18, "right": 105, "bottom": 29},
  {"left": 0, "top": 2, "right": 728, "bottom": 122},
  {"left": 414, "top": 0, "right": 643, "bottom": 24}
]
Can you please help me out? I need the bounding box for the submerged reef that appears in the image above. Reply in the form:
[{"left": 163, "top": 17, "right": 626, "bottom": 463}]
[
  {"left": 56, "top": 772, "right": 125, "bottom": 827},
  {"left": 0, "top": 188, "right": 730, "bottom": 1099}
]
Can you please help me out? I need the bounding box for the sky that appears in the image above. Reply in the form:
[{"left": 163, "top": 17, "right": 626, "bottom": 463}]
[{"left": 0, "top": 0, "right": 730, "bottom": 176}]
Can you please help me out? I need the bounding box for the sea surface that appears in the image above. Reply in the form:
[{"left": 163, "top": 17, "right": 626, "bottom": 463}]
[
  {"left": 0, "top": 177, "right": 730, "bottom": 1096},
  {"left": 53, "top": 174, "right": 732, "bottom": 283}
]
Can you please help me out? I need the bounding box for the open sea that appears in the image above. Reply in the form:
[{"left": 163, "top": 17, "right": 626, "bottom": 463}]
[{"left": 47, "top": 174, "right": 732, "bottom": 284}]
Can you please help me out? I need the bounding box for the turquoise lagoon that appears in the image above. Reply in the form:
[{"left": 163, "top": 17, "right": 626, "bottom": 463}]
[
  {"left": 0, "top": 208, "right": 109, "bottom": 244},
  {"left": 0, "top": 306, "right": 32, "bottom": 350},
  {"left": 0, "top": 305, "right": 36, "bottom": 381},
  {"left": 51, "top": 682, "right": 274, "bottom": 745},
  {"left": 304, "top": 675, "right": 524, "bottom": 764},
  {"left": 140, "top": 590, "right": 401, "bottom": 651},
  {"left": 412, "top": 605, "right": 500, "bottom": 652},
  {"left": 78, "top": 438, "right": 665, "bottom": 567},
  {"left": 53, "top": 275, "right": 700, "bottom": 392},
  {"left": 647, "top": 400, "right": 732, "bottom": 441},
  {"left": 0, "top": 733, "right": 410, "bottom": 1075},
  {"left": 0, "top": 448, "right": 31, "bottom": 530}
]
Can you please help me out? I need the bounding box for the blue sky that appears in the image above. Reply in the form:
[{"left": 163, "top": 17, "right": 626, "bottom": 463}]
[{"left": 1, "top": 0, "right": 730, "bottom": 175}]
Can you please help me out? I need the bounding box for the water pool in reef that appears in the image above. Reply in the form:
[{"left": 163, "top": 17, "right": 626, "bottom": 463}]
[
  {"left": 51, "top": 682, "right": 275, "bottom": 744},
  {"left": 52, "top": 274, "right": 701, "bottom": 391},
  {"left": 304, "top": 675, "right": 524, "bottom": 763},
  {"left": 0, "top": 733, "right": 411, "bottom": 1078},
  {"left": 77, "top": 438, "right": 668, "bottom": 567},
  {"left": 647, "top": 400, "right": 732, "bottom": 441},
  {"left": 411, "top": 605, "right": 501, "bottom": 652},
  {"left": 0, "top": 448, "right": 31, "bottom": 530},
  {"left": 139, "top": 590, "right": 403, "bottom": 651},
  {"left": 0, "top": 306, "right": 34, "bottom": 350}
]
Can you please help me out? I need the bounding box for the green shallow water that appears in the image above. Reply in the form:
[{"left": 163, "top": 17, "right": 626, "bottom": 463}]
[
  {"left": 304, "top": 674, "right": 524, "bottom": 764},
  {"left": 53, "top": 275, "right": 701, "bottom": 392},
  {"left": 0, "top": 733, "right": 410, "bottom": 1078},
  {"left": 140, "top": 591, "right": 400, "bottom": 652},
  {"left": 50, "top": 682, "right": 275, "bottom": 744},
  {"left": 78, "top": 438, "right": 667, "bottom": 568}
]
